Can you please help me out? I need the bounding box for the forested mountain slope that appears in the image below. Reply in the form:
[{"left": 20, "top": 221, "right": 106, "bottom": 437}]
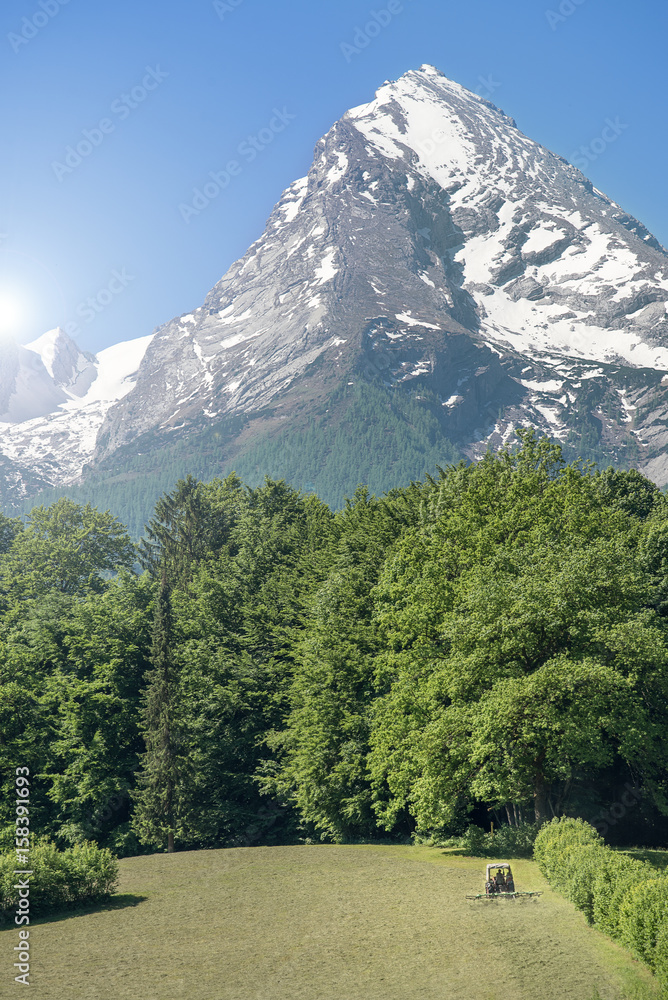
[{"left": 3, "top": 66, "right": 668, "bottom": 530}]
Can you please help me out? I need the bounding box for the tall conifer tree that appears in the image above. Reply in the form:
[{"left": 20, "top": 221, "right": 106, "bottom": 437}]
[{"left": 132, "top": 577, "right": 183, "bottom": 852}]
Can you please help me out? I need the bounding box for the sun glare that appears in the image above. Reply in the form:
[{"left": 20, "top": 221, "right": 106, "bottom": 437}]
[{"left": 0, "top": 292, "right": 23, "bottom": 337}]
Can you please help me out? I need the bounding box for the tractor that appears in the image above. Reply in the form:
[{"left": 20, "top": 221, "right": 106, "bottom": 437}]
[{"left": 466, "top": 862, "right": 543, "bottom": 901}]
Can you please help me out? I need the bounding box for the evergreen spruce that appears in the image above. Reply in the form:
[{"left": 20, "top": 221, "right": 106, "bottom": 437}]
[{"left": 132, "top": 578, "right": 183, "bottom": 852}]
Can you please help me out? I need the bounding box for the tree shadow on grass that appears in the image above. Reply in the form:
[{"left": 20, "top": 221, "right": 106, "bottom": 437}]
[
  {"left": 617, "top": 848, "right": 668, "bottom": 870},
  {"left": 30, "top": 894, "right": 147, "bottom": 925}
]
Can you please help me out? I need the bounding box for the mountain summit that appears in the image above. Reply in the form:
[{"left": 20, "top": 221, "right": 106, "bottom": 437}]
[{"left": 3, "top": 66, "right": 668, "bottom": 518}]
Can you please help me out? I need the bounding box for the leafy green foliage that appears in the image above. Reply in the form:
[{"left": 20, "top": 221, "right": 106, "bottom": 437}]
[
  {"left": 443, "top": 822, "right": 539, "bottom": 858},
  {"left": 534, "top": 817, "right": 668, "bottom": 986},
  {"left": 0, "top": 498, "right": 135, "bottom": 608},
  {"left": 0, "top": 838, "right": 118, "bottom": 921},
  {"left": 0, "top": 512, "right": 21, "bottom": 554},
  {"left": 2, "top": 433, "right": 668, "bottom": 868},
  {"left": 263, "top": 486, "right": 415, "bottom": 841},
  {"left": 170, "top": 479, "right": 335, "bottom": 846},
  {"left": 131, "top": 581, "right": 186, "bottom": 852},
  {"left": 618, "top": 876, "right": 668, "bottom": 968},
  {"left": 364, "top": 433, "right": 668, "bottom": 833},
  {"left": 44, "top": 573, "right": 153, "bottom": 846}
]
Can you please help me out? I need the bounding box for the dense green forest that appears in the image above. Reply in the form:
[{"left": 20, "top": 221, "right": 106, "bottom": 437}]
[
  {"left": 1, "top": 430, "right": 667, "bottom": 856},
  {"left": 8, "top": 383, "right": 462, "bottom": 538}
]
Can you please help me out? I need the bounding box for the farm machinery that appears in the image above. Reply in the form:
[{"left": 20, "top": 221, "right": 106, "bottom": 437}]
[{"left": 466, "top": 862, "right": 543, "bottom": 901}]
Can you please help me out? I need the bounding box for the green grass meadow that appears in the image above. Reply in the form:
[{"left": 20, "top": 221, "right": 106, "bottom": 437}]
[{"left": 1, "top": 845, "right": 661, "bottom": 1000}]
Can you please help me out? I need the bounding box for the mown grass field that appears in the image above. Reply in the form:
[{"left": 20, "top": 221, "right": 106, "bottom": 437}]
[{"left": 1, "top": 845, "right": 661, "bottom": 1000}]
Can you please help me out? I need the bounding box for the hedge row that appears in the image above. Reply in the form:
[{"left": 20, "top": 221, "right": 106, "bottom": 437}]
[
  {"left": 0, "top": 839, "right": 119, "bottom": 923},
  {"left": 534, "top": 818, "right": 668, "bottom": 985}
]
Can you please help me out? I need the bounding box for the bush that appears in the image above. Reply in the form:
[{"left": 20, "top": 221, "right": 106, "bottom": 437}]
[
  {"left": 534, "top": 817, "right": 668, "bottom": 985},
  {"left": 558, "top": 845, "right": 609, "bottom": 923},
  {"left": 460, "top": 825, "right": 488, "bottom": 855},
  {"left": 0, "top": 838, "right": 119, "bottom": 922},
  {"left": 491, "top": 822, "right": 539, "bottom": 858},
  {"left": 534, "top": 817, "right": 603, "bottom": 882},
  {"left": 592, "top": 853, "right": 650, "bottom": 939},
  {"left": 444, "top": 823, "right": 539, "bottom": 858},
  {"left": 618, "top": 876, "right": 668, "bottom": 968},
  {"left": 653, "top": 920, "right": 668, "bottom": 988}
]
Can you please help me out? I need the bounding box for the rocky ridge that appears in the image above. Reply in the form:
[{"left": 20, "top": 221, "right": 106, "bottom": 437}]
[{"left": 2, "top": 65, "right": 668, "bottom": 506}]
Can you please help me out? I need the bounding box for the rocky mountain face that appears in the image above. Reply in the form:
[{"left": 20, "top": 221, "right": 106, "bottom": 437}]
[{"left": 3, "top": 65, "right": 668, "bottom": 514}]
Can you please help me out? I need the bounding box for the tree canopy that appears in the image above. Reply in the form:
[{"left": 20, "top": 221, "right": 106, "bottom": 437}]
[{"left": 2, "top": 434, "right": 668, "bottom": 852}]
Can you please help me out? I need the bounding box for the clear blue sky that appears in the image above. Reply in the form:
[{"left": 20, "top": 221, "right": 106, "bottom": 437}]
[{"left": 0, "top": 0, "right": 666, "bottom": 352}]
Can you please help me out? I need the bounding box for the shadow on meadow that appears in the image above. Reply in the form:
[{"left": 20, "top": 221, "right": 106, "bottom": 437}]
[
  {"left": 618, "top": 848, "right": 668, "bottom": 870},
  {"left": 30, "top": 893, "right": 147, "bottom": 925}
]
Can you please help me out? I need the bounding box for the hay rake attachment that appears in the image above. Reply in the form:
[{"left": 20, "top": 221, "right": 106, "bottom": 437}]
[{"left": 465, "top": 862, "right": 543, "bottom": 902}]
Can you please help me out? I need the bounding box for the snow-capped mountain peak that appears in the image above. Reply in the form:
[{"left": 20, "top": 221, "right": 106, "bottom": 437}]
[
  {"left": 26, "top": 326, "right": 97, "bottom": 398},
  {"left": 0, "top": 336, "right": 67, "bottom": 423},
  {"left": 3, "top": 65, "right": 668, "bottom": 505},
  {"left": 0, "top": 331, "right": 153, "bottom": 491},
  {"left": 344, "top": 67, "right": 668, "bottom": 370}
]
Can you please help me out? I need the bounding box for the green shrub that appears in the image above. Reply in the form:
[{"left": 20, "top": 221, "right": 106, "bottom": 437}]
[
  {"left": 592, "top": 854, "right": 650, "bottom": 939},
  {"left": 653, "top": 920, "right": 668, "bottom": 988},
  {"left": 534, "top": 817, "right": 668, "bottom": 986},
  {"left": 459, "top": 825, "right": 488, "bottom": 855},
  {"left": 491, "top": 823, "right": 539, "bottom": 859},
  {"left": 618, "top": 876, "right": 668, "bottom": 968},
  {"left": 451, "top": 823, "right": 538, "bottom": 858},
  {"left": 534, "top": 817, "right": 603, "bottom": 882},
  {"left": 558, "top": 845, "right": 610, "bottom": 923},
  {"left": 0, "top": 838, "right": 119, "bottom": 922}
]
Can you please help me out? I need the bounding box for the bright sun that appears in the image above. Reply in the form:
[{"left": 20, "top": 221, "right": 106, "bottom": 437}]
[{"left": 0, "top": 292, "right": 23, "bottom": 336}]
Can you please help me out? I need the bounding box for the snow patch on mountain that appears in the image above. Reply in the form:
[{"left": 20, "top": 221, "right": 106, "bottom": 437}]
[
  {"left": 0, "top": 343, "right": 67, "bottom": 423},
  {"left": 4, "top": 65, "right": 668, "bottom": 498},
  {"left": 0, "top": 333, "right": 153, "bottom": 486},
  {"left": 26, "top": 327, "right": 97, "bottom": 398}
]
